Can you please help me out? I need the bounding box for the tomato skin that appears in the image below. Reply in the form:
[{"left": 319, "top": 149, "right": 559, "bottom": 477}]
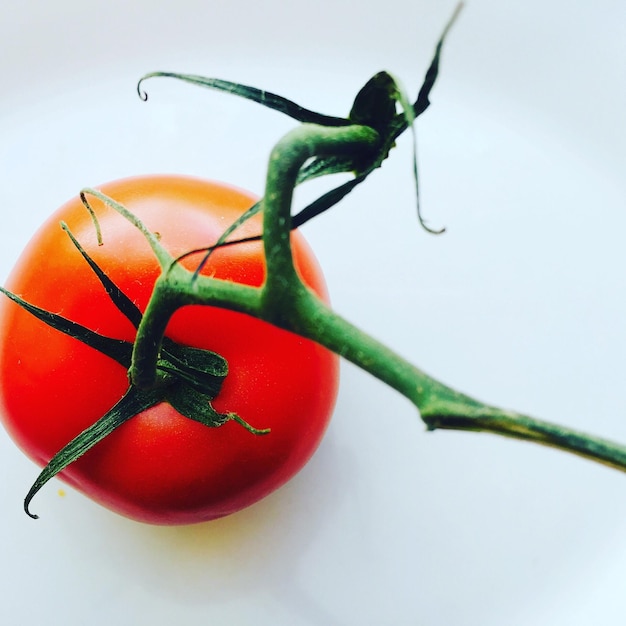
[{"left": 0, "top": 175, "right": 339, "bottom": 525}]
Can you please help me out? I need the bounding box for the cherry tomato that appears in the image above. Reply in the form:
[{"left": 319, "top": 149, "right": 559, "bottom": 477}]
[{"left": 0, "top": 175, "right": 339, "bottom": 525}]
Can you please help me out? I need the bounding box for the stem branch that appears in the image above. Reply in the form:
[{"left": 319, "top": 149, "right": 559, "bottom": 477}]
[{"left": 122, "top": 120, "right": 626, "bottom": 473}]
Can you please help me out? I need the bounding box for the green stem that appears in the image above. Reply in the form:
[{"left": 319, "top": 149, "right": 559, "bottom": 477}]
[
  {"left": 128, "top": 266, "right": 263, "bottom": 389},
  {"left": 260, "top": 123, "right": 380, "bottom": 319},
  {"left": 119, "top": 121, "right": 626, "bottom": 473},
  {"left": 423, "top": 406, "right": 626, "bottom": 472},
  {"left": 268, "top": 280, "right": 626, "bottom": 472}
]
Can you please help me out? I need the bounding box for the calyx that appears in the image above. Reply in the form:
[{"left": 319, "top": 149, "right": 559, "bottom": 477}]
[{"left": 0, "top": 220, "right": 267, "bottom": 520}]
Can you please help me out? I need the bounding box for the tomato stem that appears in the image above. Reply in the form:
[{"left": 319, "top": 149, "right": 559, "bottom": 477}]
[
  {"left": 116, "top": 118, "right": 626, "bottom": 475},
  {"left": 260, "top": 123, "right": 380, "bottom": 322}
]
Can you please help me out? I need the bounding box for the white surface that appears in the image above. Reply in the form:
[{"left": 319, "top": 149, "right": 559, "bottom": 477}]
[{"left": 1, "top": 0, "right": 626, "bottom": 624}]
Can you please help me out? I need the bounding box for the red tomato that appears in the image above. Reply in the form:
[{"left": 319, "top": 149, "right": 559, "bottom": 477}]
[{"left": 0, "top": 175, "right": 339, "bottom": 525}]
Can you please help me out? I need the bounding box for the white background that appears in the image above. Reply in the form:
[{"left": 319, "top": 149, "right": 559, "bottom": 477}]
[{"left": 1, "top": 1, "right": 625, "bottom": 624}]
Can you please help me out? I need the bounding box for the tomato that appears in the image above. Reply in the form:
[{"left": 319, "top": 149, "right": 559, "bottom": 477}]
[{"left": 0, "top": 174, "right": 339, "bottom": 525}]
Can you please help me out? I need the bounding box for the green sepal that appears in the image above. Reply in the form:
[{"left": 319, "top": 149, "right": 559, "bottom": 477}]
[
  {"left": 188, "top": 152, "right": 359, "bottom": 276},
  {"left": 167, "top": 384, "right": 270, "bottom": 435},
  {"left": 0, "top": 285, "right": 133, "bottom": 368},
  {"left": 292, "top": 173, "right": 369, "bottom": 228},
  {"left": 24, "top": 386, "right": 162, "bottom": 519},
  {"left": 136, "top": 72, "right": 351, "bottom": 128},
  {"left": 166, "top": 384, "right": 230, "bottom": 428},
  {"left": 61, "top": 222, "right": 143, "bottom": 329},
  {"left": 412, "top": 2, "right": 463, "bottom": 121},
  {"left": 62, "top": 221, "right": 229, "bottom": 397},
  {"left": 158, "top": 341, "right": 228, "bottom": 398},
  {"left": 156, "top": 7, "right": 462, "bottom": 277},
  {"left": 349, "top": 71, "right": 399, "bottom": 135}
]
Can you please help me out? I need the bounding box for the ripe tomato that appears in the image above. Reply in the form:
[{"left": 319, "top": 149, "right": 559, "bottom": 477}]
[{"left": 0, "top": 174, "right": 339, "bottom": 525}]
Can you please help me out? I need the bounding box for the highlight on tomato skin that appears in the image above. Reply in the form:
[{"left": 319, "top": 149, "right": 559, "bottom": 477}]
[{"left": 0, "top": 174, "right": 339, "bottom": 525}]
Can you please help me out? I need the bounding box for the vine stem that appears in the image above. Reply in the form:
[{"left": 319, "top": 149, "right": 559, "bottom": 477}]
[{"left": 96, "top": 122, "right": 626, "bottom": 473}]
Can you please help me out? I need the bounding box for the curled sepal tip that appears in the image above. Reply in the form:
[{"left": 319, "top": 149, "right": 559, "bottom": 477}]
[
  {"left": 230, "top": 413, "right": 271, "bottom": 436},
  {"left": 136, "top": 71, "right": 350, "bottom": 127},
  {"left": 24, "top": 388, "right": 161, "bottom": 520},
  {"left": 80, "top": 188, "right": 174, "bottom": 271},
  {"left": 167, "top": 384, "right": 270, "bottom": 435}
]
